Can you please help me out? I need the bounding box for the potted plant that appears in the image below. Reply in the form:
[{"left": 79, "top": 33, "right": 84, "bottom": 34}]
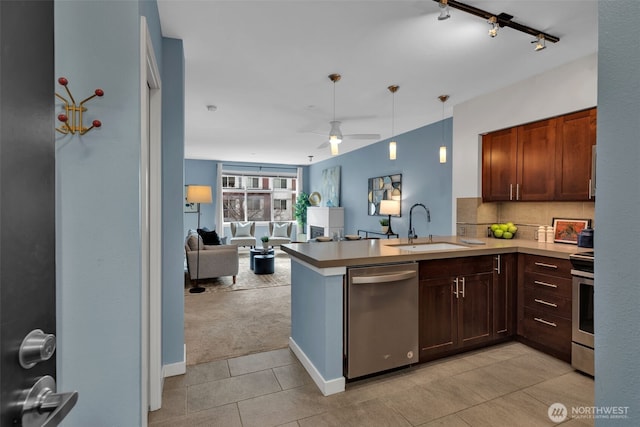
[
  {"left": 379, "top": 218, "right": 389, "bottom": 234},
  {"left": 294, "top": 192, "right": 311, "bottom": 242},
  {"left": 260, "top": 236, "right": 270, "bottom": 253}
]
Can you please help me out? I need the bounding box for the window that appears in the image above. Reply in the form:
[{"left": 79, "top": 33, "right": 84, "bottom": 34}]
[{"left": 222, "top": 173, "right": 296, "bottom": 223}]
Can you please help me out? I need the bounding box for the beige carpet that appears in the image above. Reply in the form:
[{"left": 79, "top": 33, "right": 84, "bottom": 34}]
[{"left": 184, "top": 249, "right": 291, "bottom": 365}]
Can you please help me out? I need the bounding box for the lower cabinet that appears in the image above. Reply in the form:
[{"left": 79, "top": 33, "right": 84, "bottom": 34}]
[
  {"left": 517, "top": 254, "right": 573, "bottom": 362},
  {"left": 419, "top": 255, "right": 513, "bottom": 361}
]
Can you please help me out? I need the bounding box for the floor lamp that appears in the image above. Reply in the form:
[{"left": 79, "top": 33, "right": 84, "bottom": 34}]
[
  {"left": 379, "top": 199, "right": 400, "bottom": 236},
  {"left": 186, "top": 185, "right": 213, "bottom": 294}
]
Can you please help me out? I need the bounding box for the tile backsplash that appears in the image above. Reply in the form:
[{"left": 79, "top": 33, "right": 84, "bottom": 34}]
[{"left": 456, "top": 197, "right": 595, "bottom": 240}]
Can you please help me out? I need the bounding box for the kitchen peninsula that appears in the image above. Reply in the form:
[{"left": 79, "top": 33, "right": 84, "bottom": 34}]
[{"left": 281, "top": 236, "right": 589, "bottom": 396}]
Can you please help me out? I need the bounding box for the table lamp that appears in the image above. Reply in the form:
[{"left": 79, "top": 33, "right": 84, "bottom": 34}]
[{"left": 379, "top": 199, "right": 400, "bottom": 236}]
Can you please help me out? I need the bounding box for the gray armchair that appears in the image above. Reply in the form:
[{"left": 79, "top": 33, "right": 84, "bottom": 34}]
[
  {"left": 229, "top": 221, "right": 256, "bottom": 247},
  {"left": 185, "top": 232, "right": 239, "bottom": 284},
  {"left": 267, "top": 221, "right": 292, "bottom": 247}
]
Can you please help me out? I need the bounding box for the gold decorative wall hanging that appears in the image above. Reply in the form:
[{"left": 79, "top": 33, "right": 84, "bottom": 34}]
[{"left": 55, "top": 77, "right": 104, "bottom": 135}]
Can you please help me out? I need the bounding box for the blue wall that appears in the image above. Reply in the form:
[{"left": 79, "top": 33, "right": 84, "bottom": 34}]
[
  {"left": 595, "top": 0, "right": 640, "bottom": 420},
  {"left": 55, "top": 0, "right": 184, "bottom": 424},
  {"left": 162, "top": 38, "right": 186, "bottom": 367},
  {"left": 308, "top": 118, "right": 453, "bottom": 238}
]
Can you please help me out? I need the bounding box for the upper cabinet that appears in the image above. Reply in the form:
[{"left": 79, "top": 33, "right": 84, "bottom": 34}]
[
  {"left": 482, "top": 108, "right": 596, "bottom": 202},
  {"left": 554, "top": 108, "right": 597, "bottom": 200}
]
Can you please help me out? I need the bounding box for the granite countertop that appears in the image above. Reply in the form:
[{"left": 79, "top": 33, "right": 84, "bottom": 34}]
[{"left": 281, "top": 236, "right": 591, "bottom": 269}]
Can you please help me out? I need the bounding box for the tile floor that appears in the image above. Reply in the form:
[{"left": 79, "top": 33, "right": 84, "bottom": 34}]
[{"left": 149, "top": 342, "right": 594, "bottom": 426}]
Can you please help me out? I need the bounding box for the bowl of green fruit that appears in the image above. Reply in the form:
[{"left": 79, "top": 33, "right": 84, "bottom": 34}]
[{"left": 490, "top": 222, "right": 518, "bottom": 239}]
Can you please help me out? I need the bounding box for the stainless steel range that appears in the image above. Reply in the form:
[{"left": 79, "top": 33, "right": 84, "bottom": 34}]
[{"left": 570, "top": 250, "right": 594, "bottom": 376}]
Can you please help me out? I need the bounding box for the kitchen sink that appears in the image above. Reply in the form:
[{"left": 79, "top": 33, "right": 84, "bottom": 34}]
[{"left": 390, "top": 242, "right": 468, "bottom": 252}]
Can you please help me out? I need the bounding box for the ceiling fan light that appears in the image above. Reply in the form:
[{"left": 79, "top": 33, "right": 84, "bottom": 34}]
[{"left": 330, "top": 141, "right": 339, "bottom": 156}]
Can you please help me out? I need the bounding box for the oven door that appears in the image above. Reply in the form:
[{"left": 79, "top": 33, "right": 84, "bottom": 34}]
[{"left": 572, "top": 274, "right": 594, "bottom": 348}]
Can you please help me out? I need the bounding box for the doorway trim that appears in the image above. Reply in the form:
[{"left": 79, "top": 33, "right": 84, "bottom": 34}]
[{"left": 140, "top": 16, "right": 163, "bottom": 417}]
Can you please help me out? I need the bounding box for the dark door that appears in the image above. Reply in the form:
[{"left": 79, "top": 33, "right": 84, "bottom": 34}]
[
  {"left": 517, "top": 118, "right": 556, "bottom": 200},
  {"left": 481, "top": 127, "right": 518, "bottom": 201},
  {"left": 419, "top": 277, "right": 457, "bottom": 360},
  {"left": 458, "top": 272, "right": 492, "bottom": 347},
  {"left": 1, "top": 1, "right": 77, "bottom": 425}
]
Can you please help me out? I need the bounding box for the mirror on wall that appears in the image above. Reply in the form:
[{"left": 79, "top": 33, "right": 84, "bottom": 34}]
[{"left": 367, "top": 174, "right": 402, "bottom": 216}]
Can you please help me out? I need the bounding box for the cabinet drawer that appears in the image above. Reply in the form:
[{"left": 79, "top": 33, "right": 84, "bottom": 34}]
[
  {"left": 523, "top": 255, "right": 572, "bottom": 277},
  {"left": 522, "top": 307, "right": 572, "bottom": 355},
  {"left": 420, "top": 256, "right": 493, "bottom": 279},
  {"left": 523, "top": 271, "right": 572, "bottom": 298},
  {"left": 523, "top": 285, "right": 571, "bottom": 318}
]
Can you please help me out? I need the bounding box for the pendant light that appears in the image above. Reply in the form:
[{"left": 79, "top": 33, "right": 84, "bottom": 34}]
[
  {"left": 328, "top": 73, "right": 342, "bottom": 155},
  {"left": 388, "top": 85, "right": 399, "bottom": 160},
  {"left": 438, "top": 95, "right": 449, "bottom": 163}
]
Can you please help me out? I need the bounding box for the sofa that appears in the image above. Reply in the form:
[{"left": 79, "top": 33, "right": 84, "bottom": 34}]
[
  {"left": 267, "top": 221, "right": 292, "bottom": 247},
  {"left": 185, "top": 231, "right": 239, "bottom": 284}
]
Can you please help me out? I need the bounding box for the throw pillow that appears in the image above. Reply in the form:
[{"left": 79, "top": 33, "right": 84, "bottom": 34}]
[
  {"left": 187, "top": 234, "right": 202, "bottom": 251},
  {"left": 198, "top": 228, "right": 221, "bottom": 245},
  {"left": 272, "top": 223, "right": 289, "bottom": 238},
  {"left": 235, "top": 222, "right": 252, "bottom": 237}
]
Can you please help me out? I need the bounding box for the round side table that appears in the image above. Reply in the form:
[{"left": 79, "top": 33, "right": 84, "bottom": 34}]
[
  {"left": 253, "top": 254, "right": 275, "bottom": 275},
  {"left": 250, "top": 248, "right": 274, "bottom": 270}
]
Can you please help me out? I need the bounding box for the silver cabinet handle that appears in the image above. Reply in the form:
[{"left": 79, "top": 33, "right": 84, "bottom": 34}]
[
  {"left": 352, "top": 270, "right": 416, "bottom": 284},
  {"left": 516, "top": 183, "right": 520, "bottom": 200},
  {"left": 494, "top": 255, "right": 501, "bottom": 274},
  {"left": 534, "top": 262, "right": 558, "bottom": 269},
  {"left": 534, "top": 317, "right": 557, "bottom": 327},
  {"left": 509, "top": 184, "right": 513, "bottom": 200},
  {"left": 453, "top": 277, "right": 459, "bottom": 298},
  {"left": 460, "top": 277, "right": 465, "bottom": 298},
  {"left": 588, "top": 179, "right": 592, "bottom": 200},
  {"left": 20, "top": 376, "right": 78, "bottom": 427},
  {"left": 534, "top": 280, "right": 557, "bottom": 288},
  {"left": 534, "top": 298, "right": 558, "bottom": 308}
]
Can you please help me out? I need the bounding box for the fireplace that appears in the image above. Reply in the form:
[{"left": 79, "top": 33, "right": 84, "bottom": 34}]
[{"left": 306, "top": 207, "right": 344, "bottom": 239}]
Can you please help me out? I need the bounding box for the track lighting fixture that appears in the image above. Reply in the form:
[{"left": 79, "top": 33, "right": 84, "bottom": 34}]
[
  {"left": 533, "top": 34, "right": 546, "bottom": 51},
  {"left": 488, "top": 16, "right": 499, "bottom": 38},
  {"left": 437, "top": 0, "right": 450, "bottom": 21},
  {"left": 432, "top": 0, "right": 559, "bottom": 45}
]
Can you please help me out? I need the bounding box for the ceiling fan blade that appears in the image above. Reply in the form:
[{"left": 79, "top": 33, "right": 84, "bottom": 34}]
[{"left": 344, "top": 133, "right": 381, "bottom": 140}]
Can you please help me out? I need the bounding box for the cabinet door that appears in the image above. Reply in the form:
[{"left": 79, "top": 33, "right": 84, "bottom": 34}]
[
  {"left": 493, "top": 253, "right": 516, "bottom": 339},
  {"left": 419, "top": 278, "right": 457, "bottom": 360},
  {"left": 517, "top": 118, "right": 556, "bottom": 200},
  {"left": 482, "top": 127, "right": 518, "bottom": 201},
  {"left": 458, "top": 272, "right": 492, "bottom": 348},
  {"left": 554, "top": 108, "right": 597, "bottom": 200}
]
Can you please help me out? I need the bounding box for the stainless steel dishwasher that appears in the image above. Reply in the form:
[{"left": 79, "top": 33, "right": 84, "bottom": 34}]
[{"left": 345, "top": 263, "right": 419, "bottom": 379}]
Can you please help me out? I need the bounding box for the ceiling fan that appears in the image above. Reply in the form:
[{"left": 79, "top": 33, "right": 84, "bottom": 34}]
[{"left": 317, "top": 74, "right": 380, "bottom": 155}]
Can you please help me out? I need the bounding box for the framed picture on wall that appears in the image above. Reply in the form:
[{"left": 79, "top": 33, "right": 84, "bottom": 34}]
[
  {"left": 184, "top": 185, "right": 198, "bottom": 213},
  {"left": 552, "top": 218, "right": 591, "bottom": 244}
]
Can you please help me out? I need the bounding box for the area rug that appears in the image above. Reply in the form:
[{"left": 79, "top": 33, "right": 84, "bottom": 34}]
[
  {"left": 184, "top": 248, "right": 291, "bottom": 294},
  {"left": 184, "top": 248, "right": 291, "bottom": 365}
]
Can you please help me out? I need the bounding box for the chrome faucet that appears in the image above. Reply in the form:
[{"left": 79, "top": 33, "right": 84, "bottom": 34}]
[{"left": 408, "top": 203, "right": 431, "bottom": 244}]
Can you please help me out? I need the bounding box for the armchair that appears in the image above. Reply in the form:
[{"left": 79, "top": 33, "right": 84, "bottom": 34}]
[
  {"left": 185, "top": 232, "right": 239, "bottom": 284},
  {"left": 229, "top": 221, "right": 256, "bottom": 247},
  {"left": 267, "top": 221, "right": 292, "bottom": 247}
]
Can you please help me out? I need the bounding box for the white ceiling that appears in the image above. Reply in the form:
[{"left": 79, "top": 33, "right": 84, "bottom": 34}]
[{"left": 157, "top": 0, "right": 598, "bottom": 166}]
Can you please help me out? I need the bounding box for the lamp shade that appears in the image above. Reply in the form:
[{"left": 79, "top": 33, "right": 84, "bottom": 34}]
[
  {"left": 440, "top": 146, "right": 447, "bottom": 163},
  {"left": 186, "top": 185, "right": 212, "bottom": 204},
  {"left": 379, "top": 199, "right": 400, "bottom": 216}
]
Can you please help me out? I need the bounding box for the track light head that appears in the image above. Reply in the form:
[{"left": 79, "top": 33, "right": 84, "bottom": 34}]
[
  {"left": 533, "top": 34, "right": 546, "bottom": 51},
  {"left": 488, "top": 16, "right": 499, "bottom": 38},
  {"left": 437, "top": 0, "right": 450, "bottom": 20}
]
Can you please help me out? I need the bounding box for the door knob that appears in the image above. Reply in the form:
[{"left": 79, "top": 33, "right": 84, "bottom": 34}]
[
  {"left": 19, "top": 329, "right": 56, "bottom": 369},
  {"left": 19, "top": 375, "right": 78, "bottom": 427}
]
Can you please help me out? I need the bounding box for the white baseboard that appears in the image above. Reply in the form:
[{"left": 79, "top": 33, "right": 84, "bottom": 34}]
[
  {"left": 163, "top": 344, "right": 187, "bottom": 377},
  {"left": 289, "top": 337, "right": 345, "bottom": 396}
]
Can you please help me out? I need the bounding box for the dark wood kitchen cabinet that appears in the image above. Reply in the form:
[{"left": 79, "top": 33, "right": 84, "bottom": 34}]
[
  {"left": 554, "top": 108, "right": 597, "bottom": 201},
  {"left": 517, "top": 254, "right": 573, "bottom": 362},
  {"left": 492, "top": 253, "right": 517, "bottom": 340},
  {"left": 419, "top": 256, "right": 493, "bottom": 361},
  {"left": 482, "top": 108, "right": 597, "bottom": 202},
  {"left": 482, "top": 118, "right": 556, "bottom": 201}
]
